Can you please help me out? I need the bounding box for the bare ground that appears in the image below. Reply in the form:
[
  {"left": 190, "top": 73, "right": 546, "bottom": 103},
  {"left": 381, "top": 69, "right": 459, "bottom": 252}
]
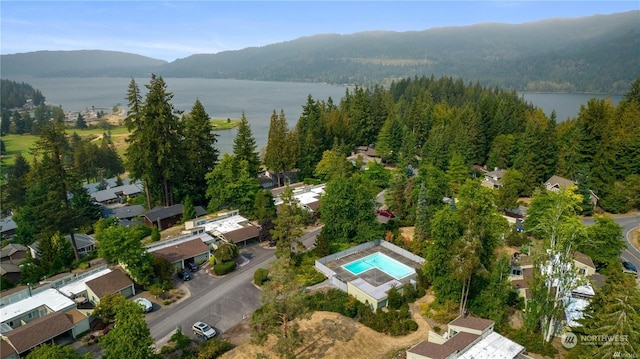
[{"left": 221, "top": 295, "right": 435, "bottom": 359}]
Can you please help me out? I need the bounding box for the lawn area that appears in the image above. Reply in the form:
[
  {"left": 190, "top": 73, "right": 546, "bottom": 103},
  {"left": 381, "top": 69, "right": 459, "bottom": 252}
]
[
  {"left": 1, "top": 118, "right": 240, "bottom": 167},
  {"left": 211, "top": 118, "right": 241, "bottom": 130}
]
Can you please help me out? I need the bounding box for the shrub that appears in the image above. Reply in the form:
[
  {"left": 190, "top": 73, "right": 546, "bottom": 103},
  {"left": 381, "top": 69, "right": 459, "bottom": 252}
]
[
  {"left": 505, "top": 228, "right": 530, "bottom": 247},
  {"left": 195, "top": 338, "right": 233, "bottom": 358},
  {"left": 213, "top": 261, "right": 237, "bottom": 275},
  {"left": 169, "top": 327, "right": 191, "bottom": 350},
  {"left": 254, "top": 268, "right": 269, "bottom": 286}
]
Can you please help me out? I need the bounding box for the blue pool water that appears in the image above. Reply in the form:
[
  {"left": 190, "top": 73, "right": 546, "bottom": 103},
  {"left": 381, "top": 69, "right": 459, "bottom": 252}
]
[{"left": 343, "top": 252, "right": 414, "bottom": 279}]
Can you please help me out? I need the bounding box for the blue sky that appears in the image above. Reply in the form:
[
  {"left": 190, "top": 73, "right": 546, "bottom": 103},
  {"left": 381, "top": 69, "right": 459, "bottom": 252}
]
[{"left": 1, "top": 1, "right": 638, "bottom": 62}]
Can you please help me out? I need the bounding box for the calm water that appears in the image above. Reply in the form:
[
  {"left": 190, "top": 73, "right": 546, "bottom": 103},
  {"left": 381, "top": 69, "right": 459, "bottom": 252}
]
[{"left": 4, "top": 76, "right": 623, "bottom": 153}]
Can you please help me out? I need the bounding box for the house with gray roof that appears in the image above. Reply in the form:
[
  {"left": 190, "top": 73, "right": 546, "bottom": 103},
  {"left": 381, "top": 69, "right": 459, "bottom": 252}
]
[{"left": 144, "top": 204, "right": 206, "bottom": 230}]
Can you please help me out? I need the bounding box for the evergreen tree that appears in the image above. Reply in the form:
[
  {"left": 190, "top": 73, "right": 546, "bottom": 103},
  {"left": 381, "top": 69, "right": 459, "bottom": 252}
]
[
  {"left": 264, "top": 110, "right": 296, "bottom": 187},
  {"left": 182, "top": 195, "right": 197, "bottom": 223},
  {"left": 271, "top": 187, "right": 305, "bottom": 261},
  {"left": 125, "top": 75, "right": 183, "bottom": 207},
  {"left": 76, "top": 113, "right": 87, "bottom": 129},
  {"left": 446, "top": 151, "right": 469, "bottom": 196},
  {"left": 233, "top": 112, "right": 261, "bottom": 177},
  {"left": 496, "top": 168, "right": 524, "bottom": 210},
  {"left": 1, "top": 153, "right": 31, "bottom": 215},
  {"left": 375, "top": 113, "right": 403, "bottom": 163},
  {"left": 180, "top": 99, "right": 218, "bottom": 205},
  {"left": 205, "top": 154, "right": 262, "bottom": 216},
  {"left": 296, "top": 95, "right": 326, "bottom": 179}
]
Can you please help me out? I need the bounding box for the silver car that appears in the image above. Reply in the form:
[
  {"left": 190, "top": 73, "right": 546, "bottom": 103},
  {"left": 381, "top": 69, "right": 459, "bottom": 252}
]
[{"left": 192, "top": 321, "right": 216, "bottom": 339}]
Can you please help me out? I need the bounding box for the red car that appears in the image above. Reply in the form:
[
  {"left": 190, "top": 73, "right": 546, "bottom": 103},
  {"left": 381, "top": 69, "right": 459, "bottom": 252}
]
[{"left": 376, "top": 209, "right": 395, "bottom": 218}]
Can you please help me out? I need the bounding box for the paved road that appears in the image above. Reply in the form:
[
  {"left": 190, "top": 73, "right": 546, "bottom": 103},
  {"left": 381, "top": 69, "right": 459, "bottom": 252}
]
[
  {"left": 147, "top": 226, "right": 323, "bottom": 348},
  {"left": 583, "top": 213, "right": 640, "bottom": 279}
]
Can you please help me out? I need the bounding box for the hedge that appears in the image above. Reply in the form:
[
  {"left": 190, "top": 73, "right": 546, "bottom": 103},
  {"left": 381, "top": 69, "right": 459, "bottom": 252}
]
[{"left": 213, "top": 261, "right": 236, "bottom": 275}]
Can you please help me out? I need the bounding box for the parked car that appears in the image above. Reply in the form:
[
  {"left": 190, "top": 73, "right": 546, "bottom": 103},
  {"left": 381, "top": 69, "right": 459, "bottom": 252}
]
[
  {"left": 622, "top": 261, "right": 638, "bottom": 273},
  {"left": 192, "top": 321, "right": 217, "bottom": 339},
  {"left": 133, "top": 297, "right": 153, "bottom": 313},
  {"left": 177, "top": 269, "right": 191, "bottom": 281},
  {"left": 376, "top": 209, "right": 395, "bottom": 218},
  {"left": 187, "top": 261, "right": 199, "bottom": 272}
]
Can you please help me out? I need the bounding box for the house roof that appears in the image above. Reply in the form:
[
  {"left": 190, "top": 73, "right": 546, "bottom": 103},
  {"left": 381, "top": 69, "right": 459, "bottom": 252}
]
[
  {"left": 144, "top": 204, "right": 206, "bottom": 223},
  {"left": 65, "top": 234, "right": 95, "bottom": 250},
  {"left": 449, "top": 315, "right": 494, "bottom": 332},
  {"left": 111, "top": 205, "right": 146, "bottom": 219},
  {"left": 485, "top": 169, "right": 505, "bottom": 179},
  {"left": 1, "top": 288, "right": 75, "bottom": 324},
  {"left": 85, "top": 269, "right": 133, "bottom": 298},
  {"left": 407, "top": 340, "right": 456, "bottom": 359},
  {"left": 545, "top": 175, "right": 575, "bottom": 189},
  {"left": 0, "top": 338, "right": 17, "bottom": 359},
  {"left": 0, "top": 244, "right": 27, "bottom": 259},
  {"left": 407, "top": 332, "right": 479, "bottom": 359},
  {"left": 223, "top": 226, "right": 260, "bottom": 244},
  {"left": 0, "top": 216, "right": 17, "bottom": 234},
  {"left": 58, "top": 268, "right": 112, "bottom": 297},
  {"left": 2, "top": 311, "right": 74, "bottom": 354},
  {"left": 588, "top": 273, "right": 607, "bottom": 289},
  {"left": 0, "top": 262, "right": 20, "bottom": 276},
  {"left": 458, "top": 331, "right": 525, "bottom": 359},
  {"left": 150, "top": 238, "right": 210, "bottom": 263},
  {"left": 573, "top": 251, "right": 595, "bottom": 269}
]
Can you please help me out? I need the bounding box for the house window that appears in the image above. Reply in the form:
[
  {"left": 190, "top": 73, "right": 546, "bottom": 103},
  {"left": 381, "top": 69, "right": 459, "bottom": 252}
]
[
  {"left": 578, "top": 268, "right": 586, "bottom": 275},
  {"left": 511, "top": 269, "right": 522, "bottom": 276}
]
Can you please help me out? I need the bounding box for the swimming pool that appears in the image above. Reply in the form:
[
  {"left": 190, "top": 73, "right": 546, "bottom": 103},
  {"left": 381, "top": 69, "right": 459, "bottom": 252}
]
[{"left": 343, "top": 252, "right": 414, "bottom": 279}]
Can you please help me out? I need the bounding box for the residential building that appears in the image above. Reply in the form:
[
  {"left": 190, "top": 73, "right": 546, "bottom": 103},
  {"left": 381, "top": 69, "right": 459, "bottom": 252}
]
[
  {"left": 143, "top": 203, "right": 206, "bottom": 230},
  {"left": 544, "top": 175, "right": 598, "bottom": 206},
  {"left": 482, "top": 168, "right": 505, "bottom": 189},
  {"left": 406, "top": 315, "right": 525, "bottom": 359}
]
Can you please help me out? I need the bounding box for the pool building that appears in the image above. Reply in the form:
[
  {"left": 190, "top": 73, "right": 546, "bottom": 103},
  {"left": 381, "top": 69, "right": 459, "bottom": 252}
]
[{"left": 315, "top": 240, "right": 425, "bottom": 311}]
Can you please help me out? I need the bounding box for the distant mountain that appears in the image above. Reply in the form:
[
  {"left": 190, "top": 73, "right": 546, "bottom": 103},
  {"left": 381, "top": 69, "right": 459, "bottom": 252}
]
[
  {"left": 0, "top": 50, "right": 166, "bottom": 77},
  {"left": 1, "top": 11, "right": 638, "bottom": 93}
]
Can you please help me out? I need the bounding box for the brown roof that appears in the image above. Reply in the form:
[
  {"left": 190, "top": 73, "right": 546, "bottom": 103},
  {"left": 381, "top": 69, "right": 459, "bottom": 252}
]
[
  {"left": 65, "top": 309, "right": 87, "bottom": 324},
  {"left": 305, "top": 201, "right": 321, "bottom": 212},
  {"left": 588, "top": 273, "right": 607, "bottom": 289},
  {"left": 449, "top": 315, "right": 494, "bottom": 331},
  {"left": 444, "top": 331, "right": 480, "bottom": 352},
  {"left": 407, "top": 340, "right": 455, "bottom": 359},
  {"left": 86, "top": 269, "right": 134, "bottom": 298},
  {"left": 3, "top": 311, "right": 74, "bottom": 354},
  {"left": 223, "top": 226, "right": 260, "bottom": 244},
  {"left": 1, "top": 338, "right": 17, "bottom": 359},
  {"left": 151, "top": 238, "right": 210, "bottom": 263},
  {"left": 407, "top": 332, "right": 479, "bottom": 359},
  {"left": 573, "top": 251, "right": 595, "bottom": 269}
]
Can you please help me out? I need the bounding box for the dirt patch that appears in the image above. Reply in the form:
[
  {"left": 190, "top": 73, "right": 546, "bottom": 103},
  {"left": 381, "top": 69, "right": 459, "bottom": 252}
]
[
  {"left": 631, "top": 228, "right": 640, "bottom": 252},
  {"left": 399, "top": 227, "right": 414, "bottom": 241},
  {"left": 221, "top": 297, "right": 434, "bottom": 359}
]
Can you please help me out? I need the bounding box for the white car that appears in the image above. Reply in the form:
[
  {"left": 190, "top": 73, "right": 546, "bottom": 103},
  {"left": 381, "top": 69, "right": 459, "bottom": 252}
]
[
  {"left": 133, "top": 297, "right": 153, "bottom": 313},
  {"left": 192, "top": 321, "right": 217, "bottom": 339}
]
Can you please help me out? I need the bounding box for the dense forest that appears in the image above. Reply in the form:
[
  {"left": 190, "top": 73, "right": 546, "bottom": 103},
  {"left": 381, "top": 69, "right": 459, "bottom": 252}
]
[
  {"left": 1, "top": 11, "right": 638, "bottom": 93},
  {"left": 0, "top": 79, "right": 45, "bottom": 110}
]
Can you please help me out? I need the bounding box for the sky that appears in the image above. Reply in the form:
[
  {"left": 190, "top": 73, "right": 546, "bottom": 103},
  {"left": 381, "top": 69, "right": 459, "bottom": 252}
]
[{"left": 1, "top": 1, "right": 638, "bottom": 62}]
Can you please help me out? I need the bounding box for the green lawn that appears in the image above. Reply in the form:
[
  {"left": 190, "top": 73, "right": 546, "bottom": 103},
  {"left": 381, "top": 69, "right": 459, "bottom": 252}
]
[{"left": 1, "top": 119, "right": 239, "bottom": 167}]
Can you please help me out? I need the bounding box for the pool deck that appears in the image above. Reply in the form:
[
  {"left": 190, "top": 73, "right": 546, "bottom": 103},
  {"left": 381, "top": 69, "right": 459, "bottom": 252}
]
[{"left": 325, "top": 245, "right": 422, "bottom": 287}]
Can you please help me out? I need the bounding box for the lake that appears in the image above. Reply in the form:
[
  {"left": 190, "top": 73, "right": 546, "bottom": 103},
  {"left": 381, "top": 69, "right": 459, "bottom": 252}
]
[{"left": 4, "top": 76, "right": 623, "bottom": 153}]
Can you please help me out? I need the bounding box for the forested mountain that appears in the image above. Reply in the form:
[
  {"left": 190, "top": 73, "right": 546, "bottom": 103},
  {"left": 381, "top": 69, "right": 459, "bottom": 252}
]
[
  {"left": 160, "top": 11, "right": 639, "bottom": 93},
  {"left": 0, "top": 50, "right": 167, "bottom": 77},
  {"left": 0, "top": 79, "right": 45, "bottom": 110},
  {"left": 1, "top": 11, "right": 637, "bottom": 93}
]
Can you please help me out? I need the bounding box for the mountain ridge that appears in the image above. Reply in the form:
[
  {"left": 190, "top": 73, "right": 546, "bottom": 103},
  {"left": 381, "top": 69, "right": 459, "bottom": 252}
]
[{"left": 1, "top": 10, "right": 638, "bottom": 93}]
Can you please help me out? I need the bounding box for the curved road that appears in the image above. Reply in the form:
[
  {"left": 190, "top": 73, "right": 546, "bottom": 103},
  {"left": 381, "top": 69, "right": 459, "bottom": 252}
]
[{"left": 584, "top": 213, "right": 640, "bottom": 279}]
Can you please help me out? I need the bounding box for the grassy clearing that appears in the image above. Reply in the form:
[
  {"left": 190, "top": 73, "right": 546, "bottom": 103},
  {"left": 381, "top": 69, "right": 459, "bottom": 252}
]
[
  {"left": 1, "top": 119, "right": 239, "bottom": 167},
  {"left": 211, "top": 118, "right": 241, "bottom": 130}
]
